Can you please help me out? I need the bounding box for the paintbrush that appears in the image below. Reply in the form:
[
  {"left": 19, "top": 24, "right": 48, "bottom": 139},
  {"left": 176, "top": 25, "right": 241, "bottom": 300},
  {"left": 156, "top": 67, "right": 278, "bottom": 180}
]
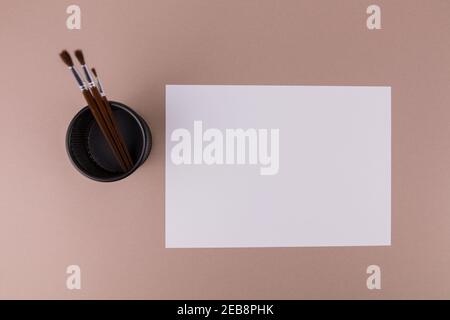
[
  {"left": 74, "top": 50, "right": 133, "bottom": 170},
  {"left": 91, "top": 67, "right": 133, "bottom": 166},
  {"left": 91, "top": 68, "right": 104, "bottom": 94},
  {"left": 59, "top": 50, "right": 128, "bottom": 172}
]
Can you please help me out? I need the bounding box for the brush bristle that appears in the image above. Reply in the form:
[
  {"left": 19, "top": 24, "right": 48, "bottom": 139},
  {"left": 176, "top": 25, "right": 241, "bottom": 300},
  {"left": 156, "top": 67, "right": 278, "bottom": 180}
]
[
  {"left": 59, "top": 50, "right": 74, "bottom": 67},
  {"left": 74, "top": 49, "right": 85, "bottom": 65},
  {"left": 91, "top": 68, "right": 98, "bottom": 77}
]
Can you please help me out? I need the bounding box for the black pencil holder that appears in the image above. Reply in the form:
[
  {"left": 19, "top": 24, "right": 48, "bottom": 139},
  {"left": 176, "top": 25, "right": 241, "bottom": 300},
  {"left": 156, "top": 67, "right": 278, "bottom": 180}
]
[{"left": 66, "top": 101, "right": 152, "bottom": 182}]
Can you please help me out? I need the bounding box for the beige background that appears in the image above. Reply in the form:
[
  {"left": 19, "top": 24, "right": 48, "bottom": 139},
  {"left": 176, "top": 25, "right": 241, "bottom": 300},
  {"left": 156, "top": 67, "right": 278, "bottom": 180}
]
[{"left": 0, "top": 0, "right": 449, "bottom": 299}]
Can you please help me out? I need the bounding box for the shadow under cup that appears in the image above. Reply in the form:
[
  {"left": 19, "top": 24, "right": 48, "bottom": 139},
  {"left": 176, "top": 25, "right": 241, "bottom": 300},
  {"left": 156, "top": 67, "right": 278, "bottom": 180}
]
[{"left": 66, "top": 101, "right": 152, "bottom": 182}]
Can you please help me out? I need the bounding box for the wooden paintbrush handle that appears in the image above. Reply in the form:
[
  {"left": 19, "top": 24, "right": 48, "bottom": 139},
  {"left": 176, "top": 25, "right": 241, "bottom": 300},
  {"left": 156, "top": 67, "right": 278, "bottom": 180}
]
[
  {"left": 102, "top": 96, "right": 134, "bottom": 166},
  {"left": 82, "top": 89, "right": 128, "bottom": 172},
  {"left": 90, "top": 87, "right": 133, "bottom": 170}
]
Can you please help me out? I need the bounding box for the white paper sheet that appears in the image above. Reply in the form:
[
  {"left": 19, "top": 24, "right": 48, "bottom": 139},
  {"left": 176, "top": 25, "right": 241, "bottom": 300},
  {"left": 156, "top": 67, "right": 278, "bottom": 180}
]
[{"left": 166, "top": 85, "right": 391, "bottom": 248}]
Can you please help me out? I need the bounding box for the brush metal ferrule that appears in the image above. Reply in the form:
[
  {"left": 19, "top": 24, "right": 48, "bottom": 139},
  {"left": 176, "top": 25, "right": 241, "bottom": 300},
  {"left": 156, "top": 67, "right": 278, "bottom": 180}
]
[
  {"left": 69, "top": 67, "right": 87, "bottom": 90},
  {"left": 81, "top": 64, "right": 96, "bottom": 88},
  {"left": 96, "top": 78, "right": 105, "bottom": 96}
]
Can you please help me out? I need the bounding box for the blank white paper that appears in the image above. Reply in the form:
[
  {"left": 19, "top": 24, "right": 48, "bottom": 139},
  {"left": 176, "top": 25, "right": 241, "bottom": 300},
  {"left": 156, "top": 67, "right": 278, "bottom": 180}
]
[{"left": 166, "top": 85, "right": 391, "bottom": 248}]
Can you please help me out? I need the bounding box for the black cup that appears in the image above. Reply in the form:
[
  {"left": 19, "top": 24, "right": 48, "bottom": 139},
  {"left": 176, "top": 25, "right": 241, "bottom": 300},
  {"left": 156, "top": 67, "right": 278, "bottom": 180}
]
[{"left": 66, "top": 101, "right": 152, "bottom": 182}]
